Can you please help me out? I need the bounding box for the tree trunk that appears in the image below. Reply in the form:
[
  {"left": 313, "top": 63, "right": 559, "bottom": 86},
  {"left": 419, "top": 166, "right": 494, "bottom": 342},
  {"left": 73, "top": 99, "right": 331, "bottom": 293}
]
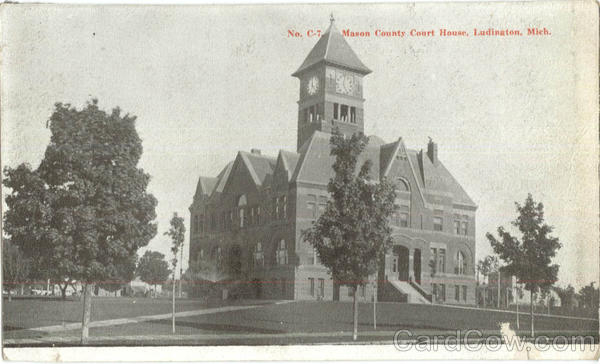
[
  {"left": 373, "top": 280, "right": 377, "bottom": 330},
  {"left": 530, "top": 290, "right": 535, "bottom": 337},
  {"left": 352, "top": 286, "right": 358, "bottom": 341},
  {"left": 497, "top": 273, "right": 500, "bottom": 309},
  {"left": 515, "top": 287, "right": 520, "bottom": 330},
  {"left": 172, "top": 279, "right": 176, "bottom": 334},
  {"left": 60, "top": 284, "right": 68, "bottom": 300},
  {"left": 80, "top": 284, "right": 93, "bottom": 345}
]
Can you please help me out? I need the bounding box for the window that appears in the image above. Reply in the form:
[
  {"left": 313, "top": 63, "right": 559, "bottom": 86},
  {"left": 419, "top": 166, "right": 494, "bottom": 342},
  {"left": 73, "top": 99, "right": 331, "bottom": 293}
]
[
  {"left": 253, "top": 243, "right": 264, "bottom": 268},
  {"left": 307, "top": 194, "right": 317, "bottom": 218},
  {"left": 318, "top": 278, "right": 325, "bottom": 298},
  {"left": 282, "top": 195, "right": 287, "bottom": 219},
  {"left": 462, "top": 285, "right": 467, "bottom": 301},
  {"left": 276, "top": 240, "right": 288, "bottom": 265},
  {"left": 347, "top": 286, "right": 354, "bottom": 297},
  {"left": 309, "top": 247, "right": 318, "bottom": 265},
  {"left": 239, "top": 208, "right": 245, "bottom": 228},
  {"left": 392, "top": 256, "right": 398, "bottom": 272},
  {"left": 350, "top": 107, "right": 356, "bottom": 123},
  {"left": 438, "top": 248, "right": 446, "bottom": 273},
  {"left": 360, "top": 284, "right": 366, "bottom": 298},
  {"left": 340, "top": 104, "right": 349, "bottom": 122},
  {"left": 273, "top": 198, "right": 279, "bottom": 220},
  {"left": 456, "top": 251, "right": 466, "bottom": 275},
  {"left": 455, "top": 285, "right": 460, "bottom": 301},
  {"left": 318, "top": 196, "right": 327, "bottom": 217},
  {"left": 461, "top": 221, "right": 468, "bottom": 235},
  {"left": 433, "top": 216, "right": 443, "bottom": 231},
  {"left": 430, "top": 248, "right": 437, "bottom": 273},
  {"left": 257, "top": 206, "right": 261, "bottom": 225},
  {"left": 399, "top": 212, "right": 409, "bottom": 227},
  {"left": 309, "top": 105, "right": 315, "bottom": 122},
  {"left": 199, "top": 249, "right": 204, "bottom": 260},
  {"left": 439, "top": 284, "right": 446, "bottom": 302},
  {"left": 454, "top": 220, "right": 460, "bottom": 235},
  {"left": 432, "top": 283, "right": 438, "bottom": 298},
  {"left": 309, "top": 278, "right": 315, "bottom": 296},
  {"left": 333, "top": 103, "right": 339, "bottom": 119},
  {"left": 199, "top": 214, "right": 204, "bottom": 234}
]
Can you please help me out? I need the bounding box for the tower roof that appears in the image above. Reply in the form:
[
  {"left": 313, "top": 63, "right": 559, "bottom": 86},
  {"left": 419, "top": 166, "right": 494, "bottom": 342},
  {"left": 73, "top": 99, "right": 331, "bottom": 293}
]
[{"left": 292, "top": 18, "right": 371, "bottom": 77}]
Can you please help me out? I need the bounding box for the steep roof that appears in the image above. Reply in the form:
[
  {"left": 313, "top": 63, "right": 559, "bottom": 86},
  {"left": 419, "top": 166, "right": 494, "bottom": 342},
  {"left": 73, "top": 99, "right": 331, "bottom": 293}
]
[
  {"left": 239, "top": 151, "right": 277, "bottom": 186},
  {"left": 194, "top": 176, "right": 218, "bottom": 198},
  {"left": 290, "top": 131, "right": 476, "bottom": 208},
  {"left": 292, "top": 20, "right": 371, "bottom": 77},
  {"left": 279, "top": 150, "right": 300, "bottom": 180},
  {"left": 213, "top": 161, "right": 234, "bottom": 195}
]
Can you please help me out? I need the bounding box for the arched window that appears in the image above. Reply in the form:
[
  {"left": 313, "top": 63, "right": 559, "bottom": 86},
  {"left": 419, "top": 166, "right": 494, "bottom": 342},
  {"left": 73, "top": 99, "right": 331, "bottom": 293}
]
[
  {"left": 397, "top": 179, "right": 410, "bottom": 192},
  {"left": 456, "top": 251, "right": 467, "bottom": 275}
]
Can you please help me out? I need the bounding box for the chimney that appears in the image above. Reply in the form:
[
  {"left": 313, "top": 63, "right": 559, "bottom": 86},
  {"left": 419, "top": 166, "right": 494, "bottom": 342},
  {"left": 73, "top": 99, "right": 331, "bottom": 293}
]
[
  {"left": 427, "top": 137, "right": 438, "bottom": 164},
  {"left": 251, "top": 148, "right": 261, "bottom": 155}
]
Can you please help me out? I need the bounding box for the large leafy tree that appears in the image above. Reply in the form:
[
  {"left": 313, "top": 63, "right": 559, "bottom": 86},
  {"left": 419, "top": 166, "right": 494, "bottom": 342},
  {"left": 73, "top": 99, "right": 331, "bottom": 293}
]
[
  {"left": 137, "top": 250, "right": 171, "bottom": 297},
  {"left": 2, "top": 239, "right": 30, "bottom": 301},
  {"left": 3, "top": 99, "right": 157, "bottom": 344},
  {"left": 165, "top": 212, "right": 185, "bottom": 334},
  {"left": 578, "top": 282, "right": 599, "bottom": 310},
  {"left": 486, "top": 193, "right": 561, "bottom": 337},
  {"left": 303, "top": 130, "right": 396, "bottom": 341}
]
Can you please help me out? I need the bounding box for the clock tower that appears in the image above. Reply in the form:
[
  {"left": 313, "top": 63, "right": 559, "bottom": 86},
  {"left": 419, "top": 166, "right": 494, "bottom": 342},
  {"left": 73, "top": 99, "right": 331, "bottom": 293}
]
[{"left": 292, "top": 16, "right": 372, "bottom": 151}]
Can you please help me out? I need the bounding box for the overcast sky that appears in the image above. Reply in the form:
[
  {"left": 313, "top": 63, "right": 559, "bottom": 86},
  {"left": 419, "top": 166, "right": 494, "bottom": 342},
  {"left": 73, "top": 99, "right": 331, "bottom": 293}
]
[{"left": 2, "top": 2, "right": 597, "bottom": 288}]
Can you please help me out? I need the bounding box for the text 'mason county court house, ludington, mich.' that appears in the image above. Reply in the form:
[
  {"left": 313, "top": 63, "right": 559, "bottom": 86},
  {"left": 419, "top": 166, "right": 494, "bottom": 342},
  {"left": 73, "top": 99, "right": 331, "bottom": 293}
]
[{"left": 189, "top": 18, "right": 478, "bottom": 305}]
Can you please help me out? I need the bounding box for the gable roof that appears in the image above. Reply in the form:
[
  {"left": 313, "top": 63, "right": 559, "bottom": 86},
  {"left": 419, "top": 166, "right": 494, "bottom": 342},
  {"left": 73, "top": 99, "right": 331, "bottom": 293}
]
[
  {"left": 292, "top": 20, "right": 371, "bottom": 77},
  {"left": 194, "top": 176, "right": 218, "bottom": 198},
  {"left": 213, "top": 161, "right": 234, "bottom": 195},
  {"left": 279, "top": 150, "right": 300, "bottom": 180},
  {"left": 239, "top": 151, "right": 277, "bottom": 186},
  {"left": 290, "top": 131, "right": 476, "bottom": 208}
]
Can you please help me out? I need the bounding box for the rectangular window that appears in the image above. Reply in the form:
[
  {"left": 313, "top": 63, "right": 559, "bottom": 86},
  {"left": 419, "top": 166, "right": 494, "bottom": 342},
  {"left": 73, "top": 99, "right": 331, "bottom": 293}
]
[
  {"left": 333, "top": 103, "right": 339, "bottom": 119},
  {"left": 432, "top": 283, "right": 438, "bottom": 298},
  {"left": 257, "top": 206, "right": 261, "bottom": 225},
  {"left": 433, "top": 216, "right": 443, "bottom": 231},
  {"left": 277, "top": 240, "right": 288, "bottom": 265},
  {"left": 350, "top": 106, "right": 356, "bottom": 123},
  {"left": 309, "top": 278, "right": 315, "bottom": 297},
  {"left": 461, "top": 221, "right": 468, "bottom": 235},
  {"left": 438, "top": 248, "right": 446, "bottom": 273},
  {"left": 309, "top": 105, "right": 315, "bottom": 122},
  {"left": 462, "top": 285, "right": 467, "bottom": 301},
  {"left": 282, "top": 195, "right": 287, "bottom": 219},
  {"left": 400, "top": 212, "right": 409, "bottom": 227},
  {"left": 253, "top": 243, "right": 264, "bottom": 268},
  {"left": 392, "top": 257, "right": 398, "bottom": 272},
  {"left": 430, "top": 248, "right": 437, "bottom": 273},
  {"left": 239, "top": 208, "right": 244, "bottom": 228},
  {"left": 455, "top": 285, "right": 460, "bottom": 301},
  {"left": 454, "top": 220, "right": 460, "bottom": 235},
  {"left": 440, "top": 284, "right": 446, "bottom": 302},
  {"left": 307, "top": 194, "right": 317, "bottom": 218},
  {"left": 318, "top": 278, "right": 325, "bottom": 298},
  {"left": 340, "top": 104, "right": 349, "bottom": 122}
]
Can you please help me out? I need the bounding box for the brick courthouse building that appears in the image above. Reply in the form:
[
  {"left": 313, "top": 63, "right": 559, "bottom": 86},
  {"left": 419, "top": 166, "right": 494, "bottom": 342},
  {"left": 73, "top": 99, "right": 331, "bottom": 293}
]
[{"left": 189, "top": 19, "right": 477, "bottom": 305}]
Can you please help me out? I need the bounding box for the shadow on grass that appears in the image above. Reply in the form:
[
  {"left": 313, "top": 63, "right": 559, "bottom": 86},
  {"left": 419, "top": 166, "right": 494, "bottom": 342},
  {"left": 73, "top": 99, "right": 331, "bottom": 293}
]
[{"left": 148, "top": 319, "right": 285, "bottom": 334}]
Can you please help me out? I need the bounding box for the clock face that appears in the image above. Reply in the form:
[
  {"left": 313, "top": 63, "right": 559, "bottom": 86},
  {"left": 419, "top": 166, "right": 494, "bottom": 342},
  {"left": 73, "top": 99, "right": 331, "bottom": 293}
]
[
  {"left": 307, "top": 76, "right": 319, "bottom": 95},
  {"left": 344, "top": 75, "right": 355, "bottom": 94}
]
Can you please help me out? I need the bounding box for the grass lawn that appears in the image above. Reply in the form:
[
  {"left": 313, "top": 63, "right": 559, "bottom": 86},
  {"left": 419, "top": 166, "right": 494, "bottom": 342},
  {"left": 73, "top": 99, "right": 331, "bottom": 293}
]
[{"left": 3, "top": 299, "right": 598, "bottom": 346}]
